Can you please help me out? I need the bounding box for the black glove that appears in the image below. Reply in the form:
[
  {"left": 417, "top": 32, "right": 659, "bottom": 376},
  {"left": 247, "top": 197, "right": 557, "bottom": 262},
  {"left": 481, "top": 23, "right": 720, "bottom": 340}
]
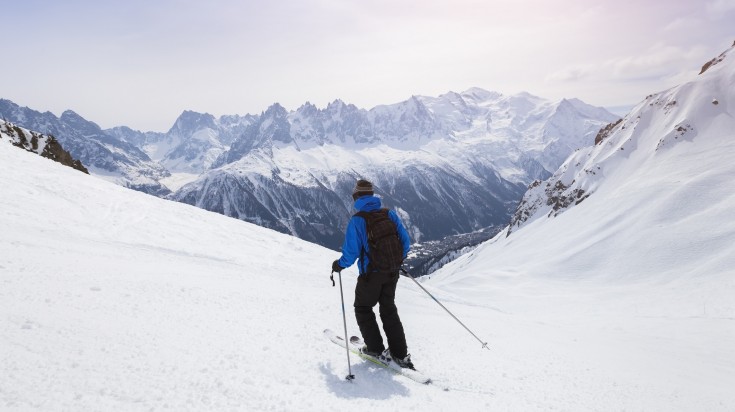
[{"left": 332, "top": 260, "right": 344, "bottom": 273}]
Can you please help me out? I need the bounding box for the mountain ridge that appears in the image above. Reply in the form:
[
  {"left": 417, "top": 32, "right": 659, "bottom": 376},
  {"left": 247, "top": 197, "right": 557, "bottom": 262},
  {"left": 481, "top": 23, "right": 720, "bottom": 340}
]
[
  {"left": 0, "top": 88, "right": 619, "bottom": 253},
  {"left": 171, "top": 88, "right": 618, "bottom": 249},
  {"left": 507, "top": 42, "right": 735, "bottom": 235}
]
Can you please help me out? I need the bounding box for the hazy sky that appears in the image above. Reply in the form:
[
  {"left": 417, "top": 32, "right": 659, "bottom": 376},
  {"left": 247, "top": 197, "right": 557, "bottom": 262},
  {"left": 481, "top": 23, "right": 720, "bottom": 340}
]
[{"left": 2, "top": 0, "right": 734, "bottom": 131}]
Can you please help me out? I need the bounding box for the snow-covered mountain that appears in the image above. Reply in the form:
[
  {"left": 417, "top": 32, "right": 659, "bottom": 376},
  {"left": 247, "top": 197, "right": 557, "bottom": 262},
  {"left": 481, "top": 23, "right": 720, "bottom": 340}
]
[
  {"left": 0, "top": 89, "right": 616, "bottom": 251},
  {"left": 0, "top": 100, "right": 169, "bottom": 195},
  {"left": 103, "top": 126, "right": 165, "bottom": 154},
  {"left": 507, "top": 42, "right": 735, "bottom": 237},
  {"left": 423, "top": 43, "right": 735, "bottom": 408},
  {"left": 106, "top": 111, "right": 257, "bottom": 176},
  {"left": 2, "top": 48, "right": 733, "bottom": 408},
  {"left": 173, "top": 89, "right": 619, "bottom": 249}
]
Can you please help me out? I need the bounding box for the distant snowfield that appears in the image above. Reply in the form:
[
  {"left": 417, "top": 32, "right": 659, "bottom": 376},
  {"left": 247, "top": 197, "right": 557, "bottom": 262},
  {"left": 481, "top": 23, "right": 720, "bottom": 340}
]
[
  {"left": 1, "top": 137, "right": 733, "bottom": 411},
  {"left": 159, "top": 172, "right": 201, "bottom": 191}
]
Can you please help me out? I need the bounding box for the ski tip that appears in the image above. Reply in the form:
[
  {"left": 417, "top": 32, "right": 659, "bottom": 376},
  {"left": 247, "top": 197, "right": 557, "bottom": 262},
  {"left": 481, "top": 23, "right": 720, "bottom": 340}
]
[{"left": 324, "top": 329, "right": 342, "bottom": 340}]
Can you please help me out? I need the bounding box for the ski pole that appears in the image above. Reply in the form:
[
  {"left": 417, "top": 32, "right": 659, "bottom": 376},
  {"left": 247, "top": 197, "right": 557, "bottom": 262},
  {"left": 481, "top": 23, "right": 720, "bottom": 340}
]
[
  {"left": 332, "top": 270, "right": 355, "bottom": 380},
  {"left": 400, "top": 267, "right": 489, "bottom": 350}
]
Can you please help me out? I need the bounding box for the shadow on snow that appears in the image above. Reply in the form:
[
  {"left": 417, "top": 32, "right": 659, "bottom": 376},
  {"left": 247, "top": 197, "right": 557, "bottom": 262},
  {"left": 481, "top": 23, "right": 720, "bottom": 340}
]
[{"left": 319, "top": 362, "right": 411, "bottom": 399}]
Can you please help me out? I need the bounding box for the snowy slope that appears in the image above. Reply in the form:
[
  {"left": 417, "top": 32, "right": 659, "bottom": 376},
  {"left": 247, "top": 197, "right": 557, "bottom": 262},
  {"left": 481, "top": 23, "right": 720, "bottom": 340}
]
[
  {"left": 1, "top": 120, "right": 88, "bottom": 173},
  {"left": 3, "top": 101, "right": 734, "bottom": 410},
  {"left": 0, "top": 100, "right": 170, "bottom": 195},
  {"left": 428, "top": 44, "right": 735, "bottom": 409},
  {"left": 0, "top": 143, "right": 496, "bottom": 410},
  {"left": 509, "top": 43, "right": 735, "bottom": 236},
  {"left": 1, "top": 121, "right": 52, "bottom": 155}
]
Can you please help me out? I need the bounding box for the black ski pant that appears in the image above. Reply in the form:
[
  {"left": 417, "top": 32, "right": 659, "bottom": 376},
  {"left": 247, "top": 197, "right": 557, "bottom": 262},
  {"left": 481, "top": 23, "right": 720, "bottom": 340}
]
[{"left": 354, "top": 270, "right": 408, "bottom": 359}]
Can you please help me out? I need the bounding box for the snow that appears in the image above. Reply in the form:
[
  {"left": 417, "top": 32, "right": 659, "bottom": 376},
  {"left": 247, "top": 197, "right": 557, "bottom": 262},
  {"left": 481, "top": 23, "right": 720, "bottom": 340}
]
[
  {"left": 3, "top": 97, "right": 734, "bottom": 410},
  {"left": 159, "top": 172, "right": 201, "bottom": 191},
  {"left": 0, "top": 121, "right": 49, "bottom": 156},
  {"left": 428, "top": 44, "right": 735, "bottom": 409},
  {"left": 3, "top": 47, "right": 735, "bottom": 410},
  {"left": 188, "top": 89, "right": 616, "bottom": 200},
  {"left": 0, "top": 143, "right": 493, "bottom": 410},
  {"left": 34, "top": 134, "right": 48, "bottom": 155}
]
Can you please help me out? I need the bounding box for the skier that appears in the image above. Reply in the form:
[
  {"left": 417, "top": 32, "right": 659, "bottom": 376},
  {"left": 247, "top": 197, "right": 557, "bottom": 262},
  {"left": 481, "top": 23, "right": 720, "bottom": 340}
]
[{"left": 331, "top": 179, "right": 414, "bottom": 369}]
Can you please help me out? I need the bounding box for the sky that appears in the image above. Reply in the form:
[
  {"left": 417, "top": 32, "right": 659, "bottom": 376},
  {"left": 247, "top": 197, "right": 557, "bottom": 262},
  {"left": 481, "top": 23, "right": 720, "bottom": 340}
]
[{"left": 2, "top": 0, "right": 734, "bottom": 132}]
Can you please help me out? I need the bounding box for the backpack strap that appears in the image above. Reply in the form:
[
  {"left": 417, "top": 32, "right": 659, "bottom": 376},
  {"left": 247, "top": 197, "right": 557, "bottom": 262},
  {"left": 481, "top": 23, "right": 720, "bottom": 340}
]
[{"left": 353, "top": 211, "right": 371, "bottom": 274}]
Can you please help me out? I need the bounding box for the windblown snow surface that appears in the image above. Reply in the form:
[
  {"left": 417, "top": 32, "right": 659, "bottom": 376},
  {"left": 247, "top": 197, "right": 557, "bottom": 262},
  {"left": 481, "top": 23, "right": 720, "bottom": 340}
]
[{"left": 2, "top": 48, "right": 735, "bottom": 410}]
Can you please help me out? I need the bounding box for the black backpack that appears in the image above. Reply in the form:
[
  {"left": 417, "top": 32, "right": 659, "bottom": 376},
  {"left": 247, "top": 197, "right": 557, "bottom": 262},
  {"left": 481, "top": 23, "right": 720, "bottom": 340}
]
[{"left": 355, "top": 208, "right": 404, "bottom": 273}]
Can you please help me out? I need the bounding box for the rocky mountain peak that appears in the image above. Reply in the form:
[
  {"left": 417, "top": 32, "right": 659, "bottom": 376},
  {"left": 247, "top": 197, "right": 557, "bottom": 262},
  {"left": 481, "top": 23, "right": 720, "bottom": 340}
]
[
  {"left": 169, "top": 110, "right": 217, "bottom": 135},
  {"left": 296, "top": 101, "right": 318, "bottom": 117},
  {"left": 461, "top": 87, "right": 502, "bottom": 102},
  {"left": 326, "top": 99, "right": 346, "bottom": 110},
  {"left": 262, "top": 102, "right": 288, "bottom": 119},
  {"left": 58, "top": 110, "right": 81, "bottom": 123}
]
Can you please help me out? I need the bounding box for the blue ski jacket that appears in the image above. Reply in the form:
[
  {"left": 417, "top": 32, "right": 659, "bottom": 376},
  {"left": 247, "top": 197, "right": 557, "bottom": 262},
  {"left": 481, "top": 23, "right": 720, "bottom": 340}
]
[{"left": 337, "top": 195, "right": 411, "bottom": 276}]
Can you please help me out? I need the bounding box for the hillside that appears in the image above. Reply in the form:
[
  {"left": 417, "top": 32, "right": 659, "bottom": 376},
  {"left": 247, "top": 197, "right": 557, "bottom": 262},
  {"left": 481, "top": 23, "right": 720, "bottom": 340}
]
[
  {"left": 4, "top": 44, "right": 734, "bottom": 409},
  {"left": 2, "top": 90, "right": 733, "bottom": 409},
  {"left": 1, "top": 120, "right": 88, "bottom": 173},
  {"left": 0, "top": 143, "right": 494, "bottom": 410},
  {"left": 428, "top": 42, "right": 735, "bottom": 410},
  {"left": 0, "top": 100, "right": 169, "bottom": 195}
]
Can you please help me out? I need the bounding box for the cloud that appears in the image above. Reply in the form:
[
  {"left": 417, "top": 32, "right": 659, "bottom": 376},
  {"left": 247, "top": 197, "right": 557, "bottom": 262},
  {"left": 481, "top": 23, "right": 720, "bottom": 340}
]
[
  {"left": 662, "top": 17, "right": 704, "bottom": 32},
  {"left": 4, "top": 0, "right": 734, "bottom": 131},
  {"left": 609, "top": 47, "right": 683, "bottom": 78},
  {"left": 546, "top": 66, "right": 593, "bottom": 82},
  {"left": 546, "top": 45, "right": 702, "bottom": 84},
  {"left": 706, "top": 0, "right": 735, "bottom": 16}
]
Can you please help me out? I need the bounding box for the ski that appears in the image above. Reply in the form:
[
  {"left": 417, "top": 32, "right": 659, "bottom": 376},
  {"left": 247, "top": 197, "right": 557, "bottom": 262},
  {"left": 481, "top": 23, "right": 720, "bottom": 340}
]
[{"left": 324, "top": 328, "right": 437, "bottom": 387}]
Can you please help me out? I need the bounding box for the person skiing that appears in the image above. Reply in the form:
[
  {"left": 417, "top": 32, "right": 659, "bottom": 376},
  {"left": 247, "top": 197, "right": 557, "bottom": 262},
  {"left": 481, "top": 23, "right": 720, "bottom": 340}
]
[{"left": 331, "top": 179, "right": 414, "bottom": 369}]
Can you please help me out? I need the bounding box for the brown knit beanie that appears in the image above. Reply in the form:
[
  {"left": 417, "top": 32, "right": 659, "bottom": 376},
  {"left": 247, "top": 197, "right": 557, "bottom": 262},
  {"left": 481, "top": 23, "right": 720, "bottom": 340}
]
[{"left": 352, "top": 179, "right": 374, "bottom": 201}]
